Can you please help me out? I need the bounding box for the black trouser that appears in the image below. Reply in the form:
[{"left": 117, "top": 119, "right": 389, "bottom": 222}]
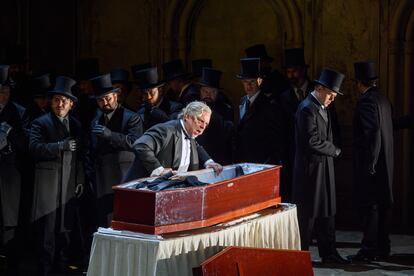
[
  {"left": 360, "top": 204, "right": 392, "bottom": 256},
  {"left": 299, "top": 213, "right": 337, "bottom": 258}
]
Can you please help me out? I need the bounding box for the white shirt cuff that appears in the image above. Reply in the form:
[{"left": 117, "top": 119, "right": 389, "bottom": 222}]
[
  {"left": 204, "top": 159, "right": 215, "bottom": 167},
  {"left": 150, "top": 166, "right": 164, "bottom": 177}
]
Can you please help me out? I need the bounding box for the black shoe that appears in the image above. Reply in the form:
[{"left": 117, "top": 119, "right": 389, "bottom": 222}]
[
  {"left": 347, "top": 251, "right": 378, "bottom": 262},
  {"left": 322, "top": 253, "right": 351, "bottom": 265}
]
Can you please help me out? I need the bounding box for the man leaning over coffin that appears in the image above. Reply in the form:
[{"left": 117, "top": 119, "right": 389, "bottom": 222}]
[{"left": 123, "top": 101, "right": 223, "bottom": 181}]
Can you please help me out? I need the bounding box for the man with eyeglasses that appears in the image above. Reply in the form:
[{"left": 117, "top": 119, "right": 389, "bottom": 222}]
[
  {"left": 29, "top": 76, "right": 84, "bottom": 275},
  {"left": 88, "top": 73, "right": 143, "bottom": 228},
  {"left": 124, "top": 101, "right": 222, "bottom": 181},
  {"left": 292, "top": 68, "right": 348, "bottom": 265}
]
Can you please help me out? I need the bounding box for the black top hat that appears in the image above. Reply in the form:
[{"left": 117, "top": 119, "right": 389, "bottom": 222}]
[
  {"left": 110, "top": 68, "right": 129, "bottom": 83},
  {"left": 354, "top": 61, "right": 378, "bottom": 81},
  {"left": 245, "top": 44, "right": 274, "bottom": 62},
  {"left": 49, "top": 76, "right": 78, "bottom": 102},
  {"left": 31, "top": 74, "right": 52, "bottom": 97},
  {"left": 284, "top": 48, "right": 307, "bottom": 68},
  {"left": 162, "top": 59, "right": 190, "bottom": 81},
  {"left": 131, "top": 63, "right": 152, "bottom": 79},
  {"left": 90, "top": 73, "right": 120, "bottom": 98},
  {"left": 76, "top": 58, "right": 100, "bottom": 80},
  {"left": 199, "top": 68, "right": 222, "bottom": 89},
  {"left": 314, "top": 68, "right": 345, "bottom": 95},
  {"left": 192, "top": 59, "right": 212, "bottom": 77},
  {"left": 236, "top": 58, "right": 261, "bottom": 79},
  {"left": 0, "top": 65, "right": 10, "bottom": 85},
  {"left": 134, "top": 67, "right": 164, "bottom": 90}
]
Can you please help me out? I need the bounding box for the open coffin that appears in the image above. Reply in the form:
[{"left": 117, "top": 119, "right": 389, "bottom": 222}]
[{"left": 111, "top": 163, "right": 281, "bottom": 234}]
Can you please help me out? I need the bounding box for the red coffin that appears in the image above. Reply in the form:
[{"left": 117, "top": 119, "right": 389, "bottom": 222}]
[{"left": 112, "top": 163, "right": 281, "bottom": 234}]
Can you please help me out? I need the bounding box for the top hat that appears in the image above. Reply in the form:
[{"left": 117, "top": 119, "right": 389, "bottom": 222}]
[
  {"left": 49, "top": 76, "right": 78, "bottom": 102},
  {"left": 90, "top": 73, "right": 120, "bottom": 98},
  {"left": 162, "top": 59, "right": 190, "bottom": 81},
  {"left": 131, "top": 63, "right": 152, "bottom": 79},
  {"left": 236, "top": 58, "right": 261, "bottom": 79},
  {"left": 284, "top": 48, "right": 307, "bottom": 68},
  {"left": 31, "top": 74, "right": 52, "bottom": 97},
  {"left": 76, "top": 58, "right": 100, "bottom": 80},
  {"left": 192, "top": 59, "right": 212, "bottom": 77},
  {"left": 354, "top": 61, "right": 378, "bottom": 81},
  {"left": 110, "top": 68, "right": 130, "bottom": 83},
  {"left": 199, "top": 68, "right": 222, "bottom": 89},
  {"left": 134, "top": 67, "right": 164, "bottom": 90},
  {"left": 314, "top": 68, "right": 345, "bottom": 95},
  {"left": 245, "top": 44, "right": 274, "bottom": 62}
]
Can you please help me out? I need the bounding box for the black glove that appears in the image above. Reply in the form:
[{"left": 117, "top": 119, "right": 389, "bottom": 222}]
[
  {"left": 59, "top": 138, "right": 77, "bottom": 152},
  {"left": 92, "top": 124, "right": 112, "bottom": 139}
]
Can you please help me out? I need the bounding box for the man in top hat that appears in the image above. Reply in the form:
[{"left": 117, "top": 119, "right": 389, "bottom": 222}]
[
  {"left": 88, "top": 73, "right": 143, "bottom": 228},
  {"left": 245, "top": 44, "right": 289, "bottom": 100},
  {"left": 29, "top": 76, "right": 84, "bottom": 275},
  {"left": 235, "top": 58, "right": 282, "bottom": 165},
  {"left": 110, "top": 68, "right": 132, "bottom": 108},
  {"left": 136, "top": 67, "right": 182, "bottom": 131},
  {"left": 348, "top": 61, "right": 394, "bottom": 262},
  {"left": 292, "top": 68, "right": 348, "bottom": 264},
  {"left": 124, "top": 101, "right": 222, "bottom": 181},
  {"left": 162, "top": 59, "right": 200, "bottom": 105},
  {"left": 0, "top": 65, "right": 26, "bottom": 272},
  {"left": 22, "top": 74, "right": 52, "bottom": 132},
  {"left": 197, "top": 67, "right": 234, "bottom": 165}
]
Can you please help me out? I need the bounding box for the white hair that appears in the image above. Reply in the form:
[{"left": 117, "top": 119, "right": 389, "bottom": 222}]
[{"left": 178, "top": 101, "right": 211, "bottom": 119}]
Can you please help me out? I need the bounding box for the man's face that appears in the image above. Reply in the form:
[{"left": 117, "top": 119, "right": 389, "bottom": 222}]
[
  {"left": 34, "top": 96, "right": 49, "bottom": 110},
  {"left": 51, "top": 95, "right": 73, "bottom": 117},
  {"left": 200, "top": 86, "right": 217, "bottom": 104},
  {"left": 0, "top": 86, "right": 11, "bottom": 105},
  {"left": 183, "top": 111, "right": 211, "bottom": 138},
  {"left": 241, "top": 78, "right": 262, "bottom": 96},
  {"left": 315, "top": 85, "right": 337, "bottom": 107},
  {"left": 286, "top": 66, "right": 306, "bottom": 87},
  {"left": 96, "top": 92, "right": 118, "bottom": 113},
  {"left": 142, "top": 87, "right": 161, "bottom": 106}
]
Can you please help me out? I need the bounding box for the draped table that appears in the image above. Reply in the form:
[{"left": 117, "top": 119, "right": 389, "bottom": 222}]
[{"left": 87, "top": 203, "right": 300, "bottom": 276}]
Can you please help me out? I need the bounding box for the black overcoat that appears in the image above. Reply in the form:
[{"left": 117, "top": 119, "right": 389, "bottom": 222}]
[
  {"left": 353, "top": 87, "right": 394, "bottom": 206},
  {"left": 292, "top": 94, "right": 340, "bottom": 218}
]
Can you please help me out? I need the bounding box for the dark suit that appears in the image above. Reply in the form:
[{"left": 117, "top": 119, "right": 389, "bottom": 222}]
[
  {"left": 0, "top": 101, "right": 25, "bottom": 245},
  {"left": 197, "top": 99, "right": 234, "bottom": 165},
  {"left": 124, "top": 119, "right": 210, "bottom": 181},
  {"left": 292, "top": 94, "right": 340, "bottom": 257},
  {"left": 137, "top": 97, "right": 182, "bottom": 130},
  {"left": 29, "top": 112, "right": 84, "bottom": 274},
  {"left": 235, "top": 91, "right": 282, "bottom": 165},
  {"left": 353, "top": 86, "right": 394, "bottom": 256},
  {"left": 89, "top": 106, "right": 143, "bottom": 227}
]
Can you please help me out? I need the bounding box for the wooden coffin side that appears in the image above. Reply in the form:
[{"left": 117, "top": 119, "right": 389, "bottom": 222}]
[
  {"left": 154, "top": 187, "right": 204, "bottom": 226},
  {"left": 201, "top": 166, "right": 281, "bottom": 221},
  {"left": 112, "top": 187, "right": 156, "bottom": 232},
  {"left": 193, "top": 246, "right": 313, "bottom": 276}
]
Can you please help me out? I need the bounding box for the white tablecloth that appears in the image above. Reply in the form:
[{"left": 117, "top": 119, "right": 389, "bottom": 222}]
[{"left": 87, "top": 203, "right": 300, "bottom": 276}]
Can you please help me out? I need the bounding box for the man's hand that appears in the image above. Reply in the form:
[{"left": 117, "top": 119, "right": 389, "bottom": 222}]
[
  {"left": 160, "top": 168, "right": 177, "bottom": 177},
  {"left": 75, "top": 184, "right": 84, "bottom": 198},
  {"left": 60, "top": 138, "right": 77, "bottom": 152},
  {"left": 206, "top": 162, "right": 223, "bottom": 176},
  {"left": 92, "top": 124, "right": 112, "bottom": 139}
]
